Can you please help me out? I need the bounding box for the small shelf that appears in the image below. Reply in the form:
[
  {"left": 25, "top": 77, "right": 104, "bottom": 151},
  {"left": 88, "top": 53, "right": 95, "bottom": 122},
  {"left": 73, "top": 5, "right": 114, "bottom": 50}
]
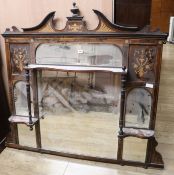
[
  {"left": 9, "top": 115, "right": 38, "bottom": 126},
  {"left": 25, "top": 64, "right": 127, "bottom": 74},
  {"left": 122, "top": 127, "right": 154, "bottom": 139}
]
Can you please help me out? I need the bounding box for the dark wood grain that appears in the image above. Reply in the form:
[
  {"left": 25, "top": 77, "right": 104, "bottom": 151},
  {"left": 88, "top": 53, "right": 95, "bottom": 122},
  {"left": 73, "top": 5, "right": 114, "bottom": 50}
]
[{"left": 114, "top": 0, "right": 151, "bottom": 28}]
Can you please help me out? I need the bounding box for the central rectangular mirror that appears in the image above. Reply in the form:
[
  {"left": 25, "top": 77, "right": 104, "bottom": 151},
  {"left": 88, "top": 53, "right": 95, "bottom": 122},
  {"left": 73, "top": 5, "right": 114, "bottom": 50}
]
[{"left": 38, "top": 70, "right": 120, "bottom": 159}]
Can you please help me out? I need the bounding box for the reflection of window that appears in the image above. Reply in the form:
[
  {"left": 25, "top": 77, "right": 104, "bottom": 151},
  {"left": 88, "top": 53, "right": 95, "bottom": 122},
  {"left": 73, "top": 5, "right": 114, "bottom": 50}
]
[
  {"left": 36, "top": 43, "right": 122, "bottom": 67},
  {"left": 125, "top": 88, "right": 151, "bottom": 128}
]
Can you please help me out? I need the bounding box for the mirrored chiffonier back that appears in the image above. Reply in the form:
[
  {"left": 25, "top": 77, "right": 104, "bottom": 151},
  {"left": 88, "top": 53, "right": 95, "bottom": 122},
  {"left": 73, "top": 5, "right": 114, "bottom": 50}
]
[{"left": 2, "top": 3, "right": 167, "bottom": 168}]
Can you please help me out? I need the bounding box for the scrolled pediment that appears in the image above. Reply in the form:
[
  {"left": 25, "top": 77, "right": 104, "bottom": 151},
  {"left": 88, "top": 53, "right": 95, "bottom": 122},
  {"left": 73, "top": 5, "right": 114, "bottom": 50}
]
[{"left": 2, "top": 2, "right": 167, "bottom": 40}]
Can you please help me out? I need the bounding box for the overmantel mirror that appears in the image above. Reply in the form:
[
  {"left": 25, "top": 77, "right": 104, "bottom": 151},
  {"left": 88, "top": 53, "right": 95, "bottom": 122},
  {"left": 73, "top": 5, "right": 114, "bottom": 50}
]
[{"left": 3, "top": 3, "right": 167, "bottom": 168}]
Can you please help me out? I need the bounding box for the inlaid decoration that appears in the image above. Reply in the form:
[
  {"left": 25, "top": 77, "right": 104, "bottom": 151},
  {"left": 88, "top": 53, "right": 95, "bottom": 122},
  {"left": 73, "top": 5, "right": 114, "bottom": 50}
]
[
  {"left": 133, "top": 49, "right": 154, "bottom": 79},
  {"left": 68, "top": 22, "right": 83, "bottom": 32},
  {"left": 96, "top": 21, "right": 116, "bottom": 32},
  {"left": 10, "top": 45, "right": 29, "bottom": 73},
  {"left": 38, "top": 22, "right": 55, "bottom": 33},
  {"left": 2, "top": 2, "right": 167, "bottom": 169}
]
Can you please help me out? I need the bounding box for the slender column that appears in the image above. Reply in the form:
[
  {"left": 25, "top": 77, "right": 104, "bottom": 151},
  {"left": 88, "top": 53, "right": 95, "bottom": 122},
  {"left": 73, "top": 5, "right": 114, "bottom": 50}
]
[
  {"left": 117, "top": 66, "right": 127, "bottom": 162},
  {"left": 119, "top": 66, "right": 127, "bottom": 135},
  {"left": 33, "top": 69, "right": 42, "bottom": 148},
  {"left": 25, "top": 68, "right": 33, "bottom": 130}
]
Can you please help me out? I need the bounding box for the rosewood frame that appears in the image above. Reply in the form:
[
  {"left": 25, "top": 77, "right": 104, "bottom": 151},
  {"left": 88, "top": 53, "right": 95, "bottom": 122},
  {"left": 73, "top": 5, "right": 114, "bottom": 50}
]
[{"left": 2, "top": 3, "right": 167, "bottom": 169}]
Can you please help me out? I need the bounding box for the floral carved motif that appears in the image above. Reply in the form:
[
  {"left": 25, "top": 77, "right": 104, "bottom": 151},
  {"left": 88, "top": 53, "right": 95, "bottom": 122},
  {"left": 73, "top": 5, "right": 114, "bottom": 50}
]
[
  {"left": 133, "top": 49, "right": 154, "bottom": 79},
  {"left": 11, "top": 47, "right": 28, "bottom": 73}
]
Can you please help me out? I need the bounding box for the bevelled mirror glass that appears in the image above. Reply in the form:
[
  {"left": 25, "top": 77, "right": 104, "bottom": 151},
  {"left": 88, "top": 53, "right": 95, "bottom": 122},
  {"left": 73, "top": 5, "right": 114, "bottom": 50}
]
[{"left": 125, "top": 88, "right": 151, "bottom": 128}]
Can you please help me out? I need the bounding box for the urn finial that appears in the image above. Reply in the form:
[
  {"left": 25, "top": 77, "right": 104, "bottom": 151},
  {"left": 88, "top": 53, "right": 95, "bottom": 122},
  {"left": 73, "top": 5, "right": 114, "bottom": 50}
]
[{"left": 71, "top": 2, "right": 80, "bottom": 17}]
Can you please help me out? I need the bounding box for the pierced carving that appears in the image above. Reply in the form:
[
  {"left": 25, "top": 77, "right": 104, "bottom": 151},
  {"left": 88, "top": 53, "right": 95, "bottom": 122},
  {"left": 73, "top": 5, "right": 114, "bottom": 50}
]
[
  {"left": 133, "top": 49, "right": 154, "bottom": 79},
  {"left": 11, "top": 47, "right": 29, "bottom": 73}
]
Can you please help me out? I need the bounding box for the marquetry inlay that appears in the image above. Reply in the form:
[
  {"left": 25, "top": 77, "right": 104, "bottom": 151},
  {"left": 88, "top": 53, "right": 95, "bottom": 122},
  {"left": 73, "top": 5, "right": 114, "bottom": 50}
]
[
  {"left": 11, "top": 48, "right": 28, "bottom": 73},
  {"left": 133, "top": 49, "right": 154, "bottom": 79},
  {"left": 68, "top": 22, "right": 83, "bottom": 32}
]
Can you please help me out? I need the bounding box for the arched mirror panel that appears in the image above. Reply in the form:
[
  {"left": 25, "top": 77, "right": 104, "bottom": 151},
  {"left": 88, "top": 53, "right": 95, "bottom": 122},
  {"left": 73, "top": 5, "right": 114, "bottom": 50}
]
[
  {"left": 125, "top": 88, "right": 152, "bottom": 128},
  {"left": 14, "top": 81, "right": 34, "bottom": 116}
]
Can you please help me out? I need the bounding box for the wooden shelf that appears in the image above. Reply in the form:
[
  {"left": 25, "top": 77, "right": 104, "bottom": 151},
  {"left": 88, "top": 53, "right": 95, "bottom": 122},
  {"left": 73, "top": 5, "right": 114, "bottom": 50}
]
[
  {"left": 8, "top": 115, "right": 38, "bottom": 126},
  {"left": 25, "top": 64, "right": 127, "bottom": 74},
  {"left": 122, "top": 127, "right": 154, "bottom": 139}
]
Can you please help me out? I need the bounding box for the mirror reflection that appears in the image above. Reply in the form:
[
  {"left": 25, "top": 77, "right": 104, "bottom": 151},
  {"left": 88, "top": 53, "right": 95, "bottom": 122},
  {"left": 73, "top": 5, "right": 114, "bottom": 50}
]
[
  {"left": 14, "top": 81, "right": 34, "bottom": 116},
  {"left": 13, "top": 44, "right": 150, "bottom": 162},
  {"left": 36, "top": 43, "right": 122, "bottom": 67},
  {"left": 125, "top": 88, "right": 151, "bottom": 128},
  {"left": 18, "top": 124, "right": 36, "bottom": 147},
  {"left": 38, "top": 70, "right": 120, "bottom": 159},
  {"left": 123, "top": 137, "right": 147, "bottom": 162}
]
